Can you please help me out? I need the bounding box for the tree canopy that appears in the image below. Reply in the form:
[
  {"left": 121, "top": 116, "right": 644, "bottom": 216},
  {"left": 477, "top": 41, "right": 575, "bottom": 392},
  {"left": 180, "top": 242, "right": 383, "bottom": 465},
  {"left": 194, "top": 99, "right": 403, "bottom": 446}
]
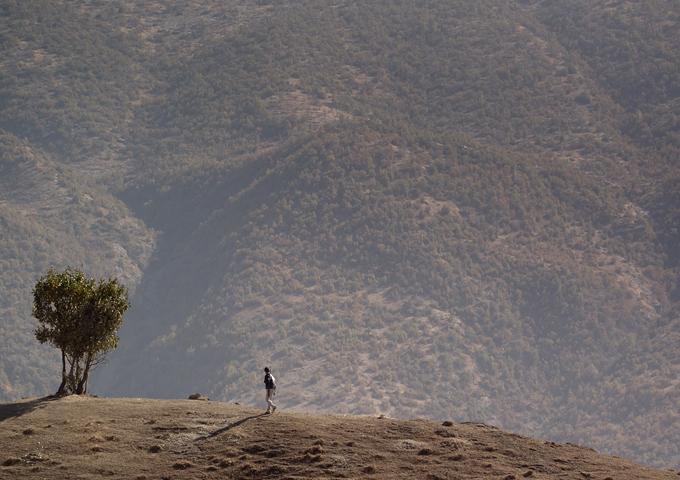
[{"left": 33, "top": 268, "right": 129, "bottom": 395}]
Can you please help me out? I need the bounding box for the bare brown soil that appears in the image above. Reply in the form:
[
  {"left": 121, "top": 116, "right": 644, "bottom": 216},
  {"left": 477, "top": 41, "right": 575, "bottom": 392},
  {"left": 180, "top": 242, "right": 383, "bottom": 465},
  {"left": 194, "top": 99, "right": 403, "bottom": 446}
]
[{"left": 0, "top": 396, "right": 677, "bottom": 479}]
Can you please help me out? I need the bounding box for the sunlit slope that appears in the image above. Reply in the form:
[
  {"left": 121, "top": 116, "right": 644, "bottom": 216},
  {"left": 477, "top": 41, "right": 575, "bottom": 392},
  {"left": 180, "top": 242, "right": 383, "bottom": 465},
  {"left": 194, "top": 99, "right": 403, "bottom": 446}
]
[{"left": 0, "top": 396, "right": 678, "bottom": 479}]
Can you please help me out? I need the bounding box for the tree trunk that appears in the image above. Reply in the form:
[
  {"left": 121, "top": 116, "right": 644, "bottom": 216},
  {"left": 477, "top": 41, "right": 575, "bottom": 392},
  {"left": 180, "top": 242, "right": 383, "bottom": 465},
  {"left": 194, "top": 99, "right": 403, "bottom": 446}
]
[
  {"left": 56, "top": 350, "right": 67, "bottom": 396},
  {"left": 76, "top": 353, "right": 93, "bottom": 394},
  {"left": 76, "top": 359, "right": 82, "bottom": 387},
  {"left": 66, "top": 355, "right": 77, "bottom": 394}
]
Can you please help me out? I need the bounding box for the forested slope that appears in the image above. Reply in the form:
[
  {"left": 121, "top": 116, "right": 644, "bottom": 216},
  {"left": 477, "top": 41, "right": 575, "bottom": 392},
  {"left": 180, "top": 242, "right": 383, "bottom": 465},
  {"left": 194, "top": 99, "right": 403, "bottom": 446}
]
[{"left": 1, "top": 0, "right": 678, "bottom": 468}]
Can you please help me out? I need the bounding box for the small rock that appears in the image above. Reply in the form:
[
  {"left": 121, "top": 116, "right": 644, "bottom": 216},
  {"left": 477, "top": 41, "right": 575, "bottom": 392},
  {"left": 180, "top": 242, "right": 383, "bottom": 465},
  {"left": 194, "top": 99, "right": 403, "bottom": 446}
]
[
  {"left": 418, "top": 448, "right": 434, "bottom": 455},
  {"left": 362, "top": 465, "right": 377, "bottom": 474},
  {"left": 262, "top": 465, "right": 286, "bottom": 475},
  {"left": 91, "top": 446, "right": 104, "bottom": 453},
  {"left": 22, "top": 428, "right": 34, "bottom": 435},
  {"left": 427, "top": 475, "right": 445, "bottom": 480},
  {"left": 442, "top": 421, "right": 453, "bottom": 427},
  {"left": 503, "top": 476, "right": 516, "bottom": 480},
  {"left": 23, "top": 453, "right": 46, "bottom": 463},
  {"left": 173, "top": 461, "right": 193, "bottom": 470},
  {"left": 188, "top": 393, "right": 208, "bottom": 400},
  {"left": 2, "top": 458, "right": 22, "bottom": 466},
  {"left": 523, "top": 471, "right": 534, "bottom": 478},
  {"left": 450, "top": 454, "right": 464, "bottom": 461},
  {"left": 243, "top": 445, "right": 266, "bottom": 454}
]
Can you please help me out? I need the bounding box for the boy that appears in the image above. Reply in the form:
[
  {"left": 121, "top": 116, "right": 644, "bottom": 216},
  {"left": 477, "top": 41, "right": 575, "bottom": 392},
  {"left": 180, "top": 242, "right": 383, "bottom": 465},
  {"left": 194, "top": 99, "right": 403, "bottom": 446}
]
[{"left": 264, "top": 367, "right": 277, "bottom": 414}]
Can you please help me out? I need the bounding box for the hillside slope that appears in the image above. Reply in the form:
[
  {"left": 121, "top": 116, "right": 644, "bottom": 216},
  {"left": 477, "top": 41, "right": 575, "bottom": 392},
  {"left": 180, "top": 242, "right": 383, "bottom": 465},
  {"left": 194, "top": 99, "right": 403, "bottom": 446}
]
[
  {"left": 1, "top": 0, "right": 679, "bottom": 469},
  {"left": 0, "top": 131, "right": 155, "bottom": 397},
  {"left": 1, "top": 396, "right": 678, "bottom": 480}
]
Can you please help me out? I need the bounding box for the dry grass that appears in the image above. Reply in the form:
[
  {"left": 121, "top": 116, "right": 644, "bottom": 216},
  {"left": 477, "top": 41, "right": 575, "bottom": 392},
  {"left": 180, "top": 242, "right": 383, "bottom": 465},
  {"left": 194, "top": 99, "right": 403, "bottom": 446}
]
[{"left": 1, "top": 396, "right": 677, "bottom": 479}]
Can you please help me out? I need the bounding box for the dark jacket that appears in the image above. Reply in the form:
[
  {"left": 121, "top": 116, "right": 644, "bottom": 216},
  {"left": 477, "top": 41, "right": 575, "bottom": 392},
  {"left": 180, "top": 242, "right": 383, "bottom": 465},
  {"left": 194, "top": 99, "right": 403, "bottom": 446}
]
[{"left": 264, "top": 373, "right": 276, "bottom": 390}]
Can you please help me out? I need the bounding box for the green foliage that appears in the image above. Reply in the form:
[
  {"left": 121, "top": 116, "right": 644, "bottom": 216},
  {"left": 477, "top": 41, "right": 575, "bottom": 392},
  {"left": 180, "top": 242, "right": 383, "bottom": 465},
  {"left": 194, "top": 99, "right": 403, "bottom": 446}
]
[
  {"left": 535, "top": 0, "right": 680, "bottom": 151},
  {"left": 33, "top": 268, "right": 129, "bottom": 395}
]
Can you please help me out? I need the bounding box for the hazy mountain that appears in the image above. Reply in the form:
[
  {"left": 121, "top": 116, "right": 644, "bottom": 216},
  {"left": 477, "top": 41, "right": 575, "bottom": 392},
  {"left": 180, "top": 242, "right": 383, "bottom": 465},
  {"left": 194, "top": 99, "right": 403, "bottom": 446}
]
[{"left": 1, "top": 0, "right": 679, "bottom": 468}]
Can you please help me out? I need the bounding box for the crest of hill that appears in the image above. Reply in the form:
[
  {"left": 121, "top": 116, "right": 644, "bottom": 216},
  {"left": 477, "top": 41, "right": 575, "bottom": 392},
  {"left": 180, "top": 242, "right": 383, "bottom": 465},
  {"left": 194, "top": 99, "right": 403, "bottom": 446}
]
[{"left": 1, "top": 396, "right": 678, "bottom": 480}]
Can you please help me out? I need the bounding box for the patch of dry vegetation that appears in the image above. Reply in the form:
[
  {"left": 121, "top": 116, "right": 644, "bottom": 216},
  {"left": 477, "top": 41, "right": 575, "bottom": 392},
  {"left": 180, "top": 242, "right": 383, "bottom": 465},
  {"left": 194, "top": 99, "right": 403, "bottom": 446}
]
[{"left": 1, "top": 396, "right": 678, "bottom": 480}]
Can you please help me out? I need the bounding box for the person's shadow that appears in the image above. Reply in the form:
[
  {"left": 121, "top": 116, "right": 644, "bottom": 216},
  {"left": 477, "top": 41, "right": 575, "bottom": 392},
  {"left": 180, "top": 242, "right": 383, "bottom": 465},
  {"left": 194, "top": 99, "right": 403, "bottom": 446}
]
[
  {"left": 195, "top": 413, "right": 269, "bottom": 442},
  {"left": 0, "top": 396, "right": 59, "bottom": 422}
]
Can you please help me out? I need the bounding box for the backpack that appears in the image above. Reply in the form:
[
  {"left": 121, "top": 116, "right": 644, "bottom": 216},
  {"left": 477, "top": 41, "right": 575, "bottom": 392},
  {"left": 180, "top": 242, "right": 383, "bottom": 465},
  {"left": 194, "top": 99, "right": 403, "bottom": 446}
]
[{"left": 264, "top": 373, "right": 276, "bottom": 390}]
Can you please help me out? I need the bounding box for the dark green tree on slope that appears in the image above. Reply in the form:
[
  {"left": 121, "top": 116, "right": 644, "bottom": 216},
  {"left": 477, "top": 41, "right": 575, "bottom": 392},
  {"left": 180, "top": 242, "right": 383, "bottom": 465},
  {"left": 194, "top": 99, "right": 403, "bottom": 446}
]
[{"left": 33, "top": 268, "right": 129, "bottom": 395}]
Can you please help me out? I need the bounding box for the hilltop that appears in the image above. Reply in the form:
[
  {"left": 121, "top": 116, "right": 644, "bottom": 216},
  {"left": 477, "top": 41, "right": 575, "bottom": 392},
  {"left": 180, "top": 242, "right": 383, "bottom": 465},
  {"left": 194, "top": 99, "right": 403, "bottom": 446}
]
[
  {"left": 1, "top": 396, "right": 678, "bottom": 480},
  {"left": 1, "top": 0, "right": 679, "bottom": 469}
]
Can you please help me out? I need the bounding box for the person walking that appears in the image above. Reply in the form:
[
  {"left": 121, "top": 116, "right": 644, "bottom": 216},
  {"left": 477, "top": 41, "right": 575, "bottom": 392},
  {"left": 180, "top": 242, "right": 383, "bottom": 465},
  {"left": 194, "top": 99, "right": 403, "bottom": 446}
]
[{"left": 264, "top": 366, "right": 277, "bottom": 414}]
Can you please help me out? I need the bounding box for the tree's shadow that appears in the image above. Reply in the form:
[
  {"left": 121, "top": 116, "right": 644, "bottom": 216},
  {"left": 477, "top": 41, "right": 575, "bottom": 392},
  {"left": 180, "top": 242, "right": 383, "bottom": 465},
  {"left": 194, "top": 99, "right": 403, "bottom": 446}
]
[
  {"left": 0, "top": 396, "right": 59, "bottom": 422},
  {"left": 195, "top": 413, "right": 268, "bottom": 442}
]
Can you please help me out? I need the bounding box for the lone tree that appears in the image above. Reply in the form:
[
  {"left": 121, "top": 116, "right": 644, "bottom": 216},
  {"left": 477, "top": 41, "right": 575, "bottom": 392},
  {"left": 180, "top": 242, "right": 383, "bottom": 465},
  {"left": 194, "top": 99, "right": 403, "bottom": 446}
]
[{"left": 33, "top": 268, "right": 129, "bottom": 395}]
